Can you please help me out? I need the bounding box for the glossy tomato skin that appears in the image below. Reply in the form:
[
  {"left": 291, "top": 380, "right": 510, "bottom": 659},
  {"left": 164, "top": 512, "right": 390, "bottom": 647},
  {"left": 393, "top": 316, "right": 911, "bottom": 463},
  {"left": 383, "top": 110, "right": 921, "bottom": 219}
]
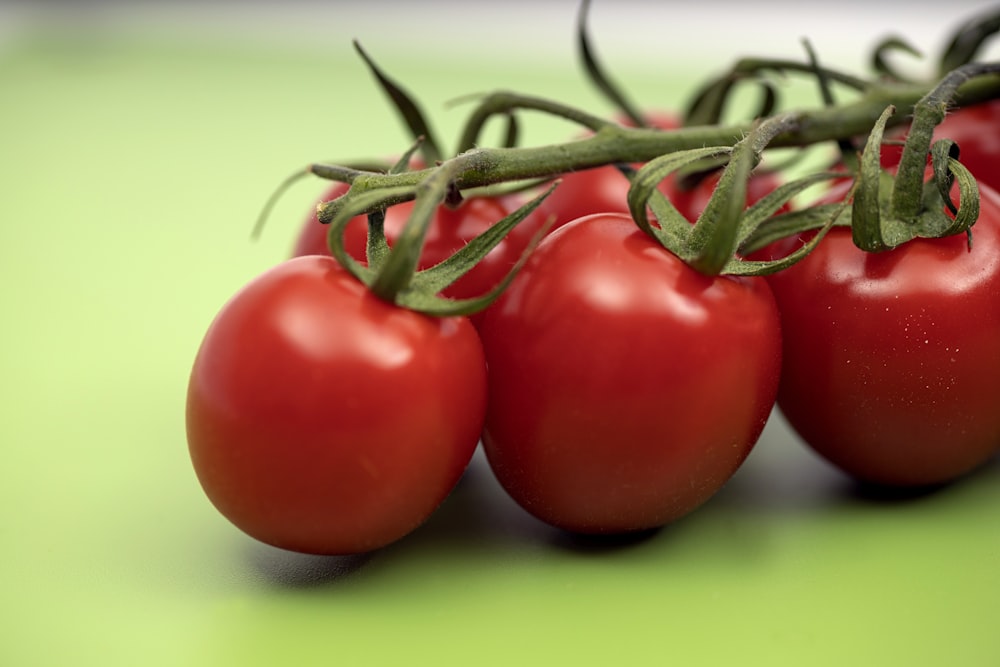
[
  {"left": 766, "top": 184, "right": 1000, "bottom": 487},
  {"left": 186, "top": 255, "right": 487, "bottom": 554},
  {"left": 294, "top": 182, "right": 548, "bottom": 309},
  {"left": 479, "top": 213, "right": 783, "bottom": 534}
]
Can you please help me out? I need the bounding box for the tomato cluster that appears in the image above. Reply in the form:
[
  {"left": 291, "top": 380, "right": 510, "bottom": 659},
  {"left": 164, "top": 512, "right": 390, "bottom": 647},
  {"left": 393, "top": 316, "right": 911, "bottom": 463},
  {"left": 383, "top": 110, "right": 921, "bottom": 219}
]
[{"left": 186, "top": 85, "right": 1000, "bottom": 555}]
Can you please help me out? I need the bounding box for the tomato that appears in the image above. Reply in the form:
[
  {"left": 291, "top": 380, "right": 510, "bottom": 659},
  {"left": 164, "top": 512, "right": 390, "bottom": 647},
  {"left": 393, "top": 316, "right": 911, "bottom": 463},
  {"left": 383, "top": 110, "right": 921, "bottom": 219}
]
[
  {"left": 478, "top": 213, "right": 783, "bottom": 534},
  {"left": 186, "top": 255, "right": 487, "bottom": 554},
  {"left": 881, "top": 99, "right": 1000, "bottom": 191},
  {"left": 766, "top": 181, "right": 1000, "bottom": 487},
  {"left": 293, "top": 182, "right": 550, "bottom": 323}
]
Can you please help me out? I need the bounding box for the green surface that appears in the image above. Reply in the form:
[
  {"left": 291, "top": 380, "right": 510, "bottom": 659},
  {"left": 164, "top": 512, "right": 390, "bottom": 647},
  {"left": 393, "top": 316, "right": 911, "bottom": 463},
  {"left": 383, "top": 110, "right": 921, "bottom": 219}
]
[{"left": 3, "top": 21, "right": 999, "bottom": 667}]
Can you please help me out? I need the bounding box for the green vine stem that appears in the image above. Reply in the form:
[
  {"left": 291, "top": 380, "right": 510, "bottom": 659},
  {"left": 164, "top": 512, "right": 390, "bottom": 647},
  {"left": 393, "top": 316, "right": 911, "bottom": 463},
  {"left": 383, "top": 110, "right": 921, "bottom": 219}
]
[
  {"left": 313, "top": 71, "right": 1000, "bottom": 216},
  {"left": 300, "top": 61, "right": 1000, "bottom": 302},
  {"left": 890, "top": 62, "right": 1000, "bottom": 223}
]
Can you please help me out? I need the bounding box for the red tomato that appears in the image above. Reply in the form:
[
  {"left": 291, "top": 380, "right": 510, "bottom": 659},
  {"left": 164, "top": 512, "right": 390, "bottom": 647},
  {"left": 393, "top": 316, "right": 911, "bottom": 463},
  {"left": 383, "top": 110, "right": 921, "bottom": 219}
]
[
  {"left": 881, "top": 99, "right": 1000, "bottom": 191},
  {"left": 186, "top": 255, "right": 487, "bottom": 554},
  {"left": 766, "top": 181, "right": 1000, "bottom": 487},
  {"left": 294, "top": 182, "right": 550, "bottom": 320},
  {"left": 478, "top": 213, "right": 783, "bottom": 534}
]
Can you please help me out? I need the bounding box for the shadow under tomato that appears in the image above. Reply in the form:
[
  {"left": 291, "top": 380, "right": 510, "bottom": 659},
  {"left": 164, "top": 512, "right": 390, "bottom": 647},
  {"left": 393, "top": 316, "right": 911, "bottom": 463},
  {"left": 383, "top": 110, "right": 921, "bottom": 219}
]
[
  {"left": 385, "top": 447, "right": 560, "bottom": 553},
  {"left": 837, "top": 453, "right": 1000, "bottom": 506},
  {"left": 841, "top": 479, "right": 950, "bottom": 504},
  {"left": 388, "top": 452, "right": 673, "bottom": 560},
  {"left": 246, "top": 542, "right": 373, "bottom": 588},
  {"left": 548, "top": 525, "right": 663, "bottom": 555},
  {"left": 245, "top": 448, "right": 562, "bottom": 588}
]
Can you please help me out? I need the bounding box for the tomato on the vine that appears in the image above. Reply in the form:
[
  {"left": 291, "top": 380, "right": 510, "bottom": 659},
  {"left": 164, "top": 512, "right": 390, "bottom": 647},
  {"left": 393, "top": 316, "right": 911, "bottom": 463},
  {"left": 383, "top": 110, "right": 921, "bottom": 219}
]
[
  {"left": 186, "top": 255, "right": 487, "bottom": 554},
  {"left": 478, "top": 213, "right": 782, "bottom": 534},
  {"left": 766, "top": 179, "right": 1000, "bottom": 487},
  {"left": 293, "top": 182, "right": 550, "bottom": 322}
]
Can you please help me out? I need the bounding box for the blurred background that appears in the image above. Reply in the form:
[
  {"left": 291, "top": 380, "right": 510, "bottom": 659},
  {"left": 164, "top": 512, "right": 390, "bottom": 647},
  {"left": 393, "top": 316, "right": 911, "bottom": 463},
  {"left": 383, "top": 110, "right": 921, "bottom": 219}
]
[
  {"left": 3, "top": 2, "right": 1000, "bottom": 666},
  {"left": 7, "top": 1, "right": 999, "bottom": 68}
]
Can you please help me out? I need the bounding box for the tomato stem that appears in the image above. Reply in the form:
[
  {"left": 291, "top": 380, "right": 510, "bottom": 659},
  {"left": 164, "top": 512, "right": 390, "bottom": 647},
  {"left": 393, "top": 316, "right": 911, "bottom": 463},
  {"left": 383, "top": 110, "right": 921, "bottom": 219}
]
[
  {"left": 890, "top": 62, "right": 1000, "bottom": 223},
  {"left": 302, "top": 56, "right": 1000, "bottom": 291},
  {"left": 369, "top": 165, "right": 453, "bottom": 301},
  {"left": 324, "top": 74, "right": 1000, "bottom": 204}
]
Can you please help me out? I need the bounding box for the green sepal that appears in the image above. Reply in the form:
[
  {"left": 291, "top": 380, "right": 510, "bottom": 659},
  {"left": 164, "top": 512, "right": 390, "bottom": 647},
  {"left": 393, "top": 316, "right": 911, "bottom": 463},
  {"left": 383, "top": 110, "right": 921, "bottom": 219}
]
[
  {"left": 735, "top": 171, "right": 849, "bottom": 252},
  {"left": 930, "top": 138, "right": 960, "bottom": 214},
  {"left": 855, "top": 164, "right": 979, "bottom": 251},
  {"left": 726, "top": 191, "right": 853, "bottom": 276},
  {"left": 687, "top": 139, "right": 752, "bottom": 275},
  {"left": 851, "top": 105, "right": 895, "bottom": 252},
  {"left": 626, "top": 145, "right": 735, "bottom": 260},
  {"left": 850, "top": 105, "right": 982, "bottom": 252},
  {"left": 321, "top": 171, "right": 558, "bottom": 317},
  {"left": 627, "top": 113, "right": 839, "bottom": 277},
  {"left": 409, "top": 183, "right": 557, "bottom": 295},
  {"left": 353, "top": 40, "right": 443, "bottom": 165},
  {"left": 739, "top": 202, "right": 851, "bottom": 257},
  {"left": 685, "top": 114, "right": 799, "bottom": 275},
  {"left": 932, "top": 155, "right": 979, "bottom": 243},
  {"left": 687, "top": 116, "right": 836, "bottom": 275},
  {"left": 392, "top": 205, "right": 556, "bottom": 317}
]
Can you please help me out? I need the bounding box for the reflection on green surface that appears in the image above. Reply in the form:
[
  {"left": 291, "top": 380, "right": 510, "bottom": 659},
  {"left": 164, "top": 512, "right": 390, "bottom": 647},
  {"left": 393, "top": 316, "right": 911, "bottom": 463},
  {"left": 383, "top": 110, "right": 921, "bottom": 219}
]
[{"left": 2, "top": 22, "right": 999, "bottom": 667}]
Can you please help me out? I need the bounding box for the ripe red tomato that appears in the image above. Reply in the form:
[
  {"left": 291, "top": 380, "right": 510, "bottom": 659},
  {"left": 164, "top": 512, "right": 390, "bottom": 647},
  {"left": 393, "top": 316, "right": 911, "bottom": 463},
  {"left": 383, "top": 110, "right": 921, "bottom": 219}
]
[
  {"left": 766, "top": 181, "right": 1000, "bottom": 487},
  {"left": 478, "top": 213, "right": 783, "bottom": 534},
  {"left": 881, "top": 99, "right": 1000, "bottom": 191},
  {"left": 186, "top": 255, "right": 487, "bottom": 554},
  {"left": 293, "top": 182, "right": 550, "bottom": 315}
]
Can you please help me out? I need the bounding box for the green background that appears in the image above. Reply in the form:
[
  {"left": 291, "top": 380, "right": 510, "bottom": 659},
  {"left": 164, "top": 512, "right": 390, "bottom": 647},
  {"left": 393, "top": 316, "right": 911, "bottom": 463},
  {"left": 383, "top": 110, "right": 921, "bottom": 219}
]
[{"left": 3, "top": 4, "right": 999, "bottom": 665}]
